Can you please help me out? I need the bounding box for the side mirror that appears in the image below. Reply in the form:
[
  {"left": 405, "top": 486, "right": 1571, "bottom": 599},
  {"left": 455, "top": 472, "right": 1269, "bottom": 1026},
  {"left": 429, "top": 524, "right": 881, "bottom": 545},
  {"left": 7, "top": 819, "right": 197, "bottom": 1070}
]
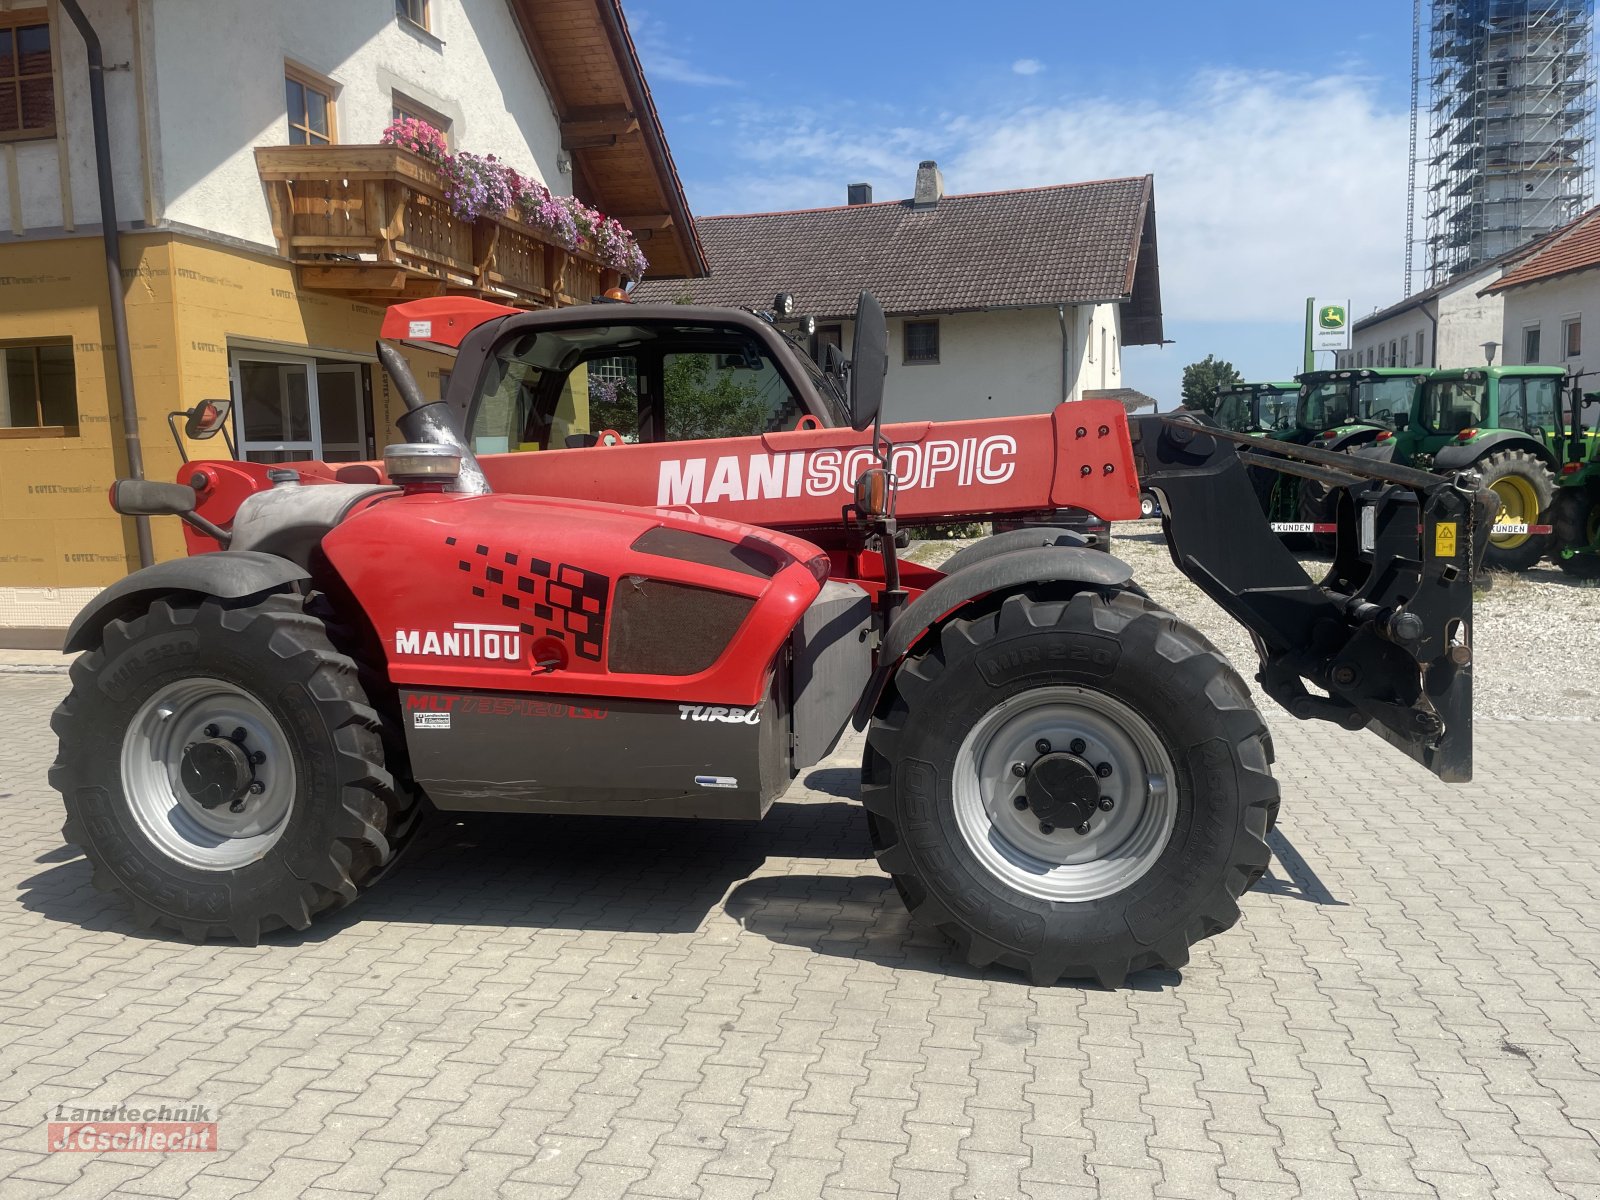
[
  {"left": 184, "top": 399, "right": 232, "bottom": 440},
  {"left": 110, "top": 479, "right": 198, "bottom": 517},
  {"left": 849, "top": 290, "right": 887, "bottom": 432}
]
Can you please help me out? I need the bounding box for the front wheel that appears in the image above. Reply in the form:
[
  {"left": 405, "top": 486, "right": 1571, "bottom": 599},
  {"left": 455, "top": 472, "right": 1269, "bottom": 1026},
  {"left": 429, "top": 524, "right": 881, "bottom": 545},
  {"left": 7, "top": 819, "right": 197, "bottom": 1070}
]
[
  {"left": 50, "top": 592, "right": 415, "bottom": 943},
  {"left": 862, "top": 588, "right": 1276, "bottom": 988},
  {"left": 1477, "top": 449, "right": 1555, "bottom": 572},
  {"left": 1552, "top": 489, "right": 1600, "bottom": 579}
]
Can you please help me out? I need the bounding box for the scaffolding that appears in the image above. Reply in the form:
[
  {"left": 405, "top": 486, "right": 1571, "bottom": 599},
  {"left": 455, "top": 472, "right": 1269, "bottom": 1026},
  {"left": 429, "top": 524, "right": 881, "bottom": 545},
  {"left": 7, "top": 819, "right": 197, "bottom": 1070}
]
[{"left": 1420, "top": 0, "right": 1596, "bottom": 285}]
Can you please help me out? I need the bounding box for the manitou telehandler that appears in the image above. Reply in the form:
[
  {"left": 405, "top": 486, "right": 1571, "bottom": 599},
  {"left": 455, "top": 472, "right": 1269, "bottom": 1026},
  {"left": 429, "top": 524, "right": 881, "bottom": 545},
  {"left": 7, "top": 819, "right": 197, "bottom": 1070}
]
[{"left": 53, "top": 293, "right": 1495, "bottom": 988}]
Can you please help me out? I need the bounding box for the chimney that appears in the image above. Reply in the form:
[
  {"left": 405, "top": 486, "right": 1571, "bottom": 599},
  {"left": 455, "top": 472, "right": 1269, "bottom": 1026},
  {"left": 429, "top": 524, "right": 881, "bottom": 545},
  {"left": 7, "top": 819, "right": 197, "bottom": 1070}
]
[
  {"left": 912, "top": 160, "right": 943, "bottom": 209},
  {"left": 847, "top": 182, "right": 873, "bottom": 206}
]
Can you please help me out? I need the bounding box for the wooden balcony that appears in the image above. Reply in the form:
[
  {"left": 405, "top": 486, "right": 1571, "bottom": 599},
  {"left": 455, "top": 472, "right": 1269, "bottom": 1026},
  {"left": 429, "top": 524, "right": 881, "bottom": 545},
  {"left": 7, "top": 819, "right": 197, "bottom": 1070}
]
[{"left": 254, "top": 145, "right": 623, "bottom": 308}]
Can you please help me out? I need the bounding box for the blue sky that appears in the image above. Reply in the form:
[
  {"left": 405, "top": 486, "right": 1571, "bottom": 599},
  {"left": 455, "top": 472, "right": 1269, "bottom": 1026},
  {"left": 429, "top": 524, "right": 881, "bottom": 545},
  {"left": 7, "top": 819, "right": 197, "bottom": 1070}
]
[{"left": 626, "top": 0, "right": 1420, "bottom": 407}]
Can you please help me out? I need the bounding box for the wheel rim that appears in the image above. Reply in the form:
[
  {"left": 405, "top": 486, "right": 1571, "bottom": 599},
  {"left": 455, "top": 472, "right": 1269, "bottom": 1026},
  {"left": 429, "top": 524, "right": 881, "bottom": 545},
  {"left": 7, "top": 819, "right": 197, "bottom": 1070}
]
[
  {"left": 120, "top": 677, "right": 296, "bottom": 871},
  {"left": 1489, "top": 475, "right": 1539, "bottom": 548},
  {"left": 952, "top": 685, "right": 1177, "bottom": 903}
]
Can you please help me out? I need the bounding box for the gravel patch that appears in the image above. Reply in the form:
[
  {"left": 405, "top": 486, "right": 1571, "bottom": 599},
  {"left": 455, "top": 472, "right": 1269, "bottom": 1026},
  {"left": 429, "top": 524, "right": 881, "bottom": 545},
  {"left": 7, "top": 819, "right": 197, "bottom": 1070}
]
[{"left": 911, "top": 520, "right": 1600, "bottom": 723}]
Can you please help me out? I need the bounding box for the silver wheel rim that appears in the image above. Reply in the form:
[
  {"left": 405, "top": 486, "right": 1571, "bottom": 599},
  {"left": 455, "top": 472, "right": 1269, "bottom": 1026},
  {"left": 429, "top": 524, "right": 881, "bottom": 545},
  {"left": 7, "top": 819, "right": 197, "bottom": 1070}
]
[
  {"left": 952, "top": 685, "right": 1176, "bottom": 902},
  {"left": 1140, "top": 495, "right": 1155, "bottom": 517},
  {"left": 119, "top": 677, "right": 296, "bottom": 871}
]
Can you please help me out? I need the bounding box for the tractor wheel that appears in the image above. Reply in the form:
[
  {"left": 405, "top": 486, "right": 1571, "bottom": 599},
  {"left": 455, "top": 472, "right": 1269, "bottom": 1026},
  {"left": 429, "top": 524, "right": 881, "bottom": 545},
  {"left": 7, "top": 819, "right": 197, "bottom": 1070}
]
[
  {"left": 1139, "top": 491, "right": 1157, "bottom": 519},
  {"left": 50, "top": 591, "right": 414, "bottom": 944},
  {"left": 1476, "top": 449, "right": 1554, "bottom": 572},
  {"left": 861, "top": 587, "right": 1276, "bottom": 988},
  {"left": 1552, "top": 490, "right": 1600, "bottom": 579}
]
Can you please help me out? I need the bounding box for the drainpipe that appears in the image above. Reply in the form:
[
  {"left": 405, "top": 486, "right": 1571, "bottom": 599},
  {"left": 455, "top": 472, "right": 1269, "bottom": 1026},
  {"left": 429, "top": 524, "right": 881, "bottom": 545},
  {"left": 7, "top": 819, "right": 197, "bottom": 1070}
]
[
  {"left": 1425, "top": 302, "right": 1439, "bottom": 367},
  {"left": 59, "top": 0, "right": 151, "bottom": 568},
  {"left": 1058, "top": 305, "right": 1071, "bottom": 403}
]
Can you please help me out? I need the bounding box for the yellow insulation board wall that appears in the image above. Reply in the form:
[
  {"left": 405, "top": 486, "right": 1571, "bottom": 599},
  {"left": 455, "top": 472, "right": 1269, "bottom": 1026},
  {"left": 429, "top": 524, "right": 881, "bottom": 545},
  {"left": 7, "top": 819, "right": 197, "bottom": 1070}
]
[{"left": 0, "top": 233, "right": 452, "bottom": 589}]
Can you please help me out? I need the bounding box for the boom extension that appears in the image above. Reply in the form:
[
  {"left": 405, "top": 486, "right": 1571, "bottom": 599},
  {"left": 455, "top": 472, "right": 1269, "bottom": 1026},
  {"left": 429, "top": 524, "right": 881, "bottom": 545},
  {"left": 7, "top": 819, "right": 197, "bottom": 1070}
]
[{"left": 1130, "top": 416, "right": 1494, "bottom": 782}]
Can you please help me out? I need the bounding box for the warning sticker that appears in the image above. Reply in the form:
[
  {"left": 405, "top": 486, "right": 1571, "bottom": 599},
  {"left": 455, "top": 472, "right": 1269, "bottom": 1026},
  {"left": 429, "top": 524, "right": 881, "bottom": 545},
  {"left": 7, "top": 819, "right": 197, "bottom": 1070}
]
[
  {"left": 412, "top": 712, "right": 451, "bottom": 730},
  {"left": 1435, "top": 522, "right": 1457, "bottom": 558},
  {"left": 407, "top": 319, "right": 432, "bottom": 339}
]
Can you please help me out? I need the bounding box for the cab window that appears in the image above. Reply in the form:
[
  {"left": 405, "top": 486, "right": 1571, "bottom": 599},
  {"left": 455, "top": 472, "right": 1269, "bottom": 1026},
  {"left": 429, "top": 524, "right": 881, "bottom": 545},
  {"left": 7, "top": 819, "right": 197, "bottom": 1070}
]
[
  {"left": 1259, "top": 391, "right": 1296, "bottom": 431},
  {"left": 662, "top": 350, "right": 801, "bottom": 440},
  {"left": 1421, "top": 379, "right": 1484, "bottom": 434},
  {"left": 1498, "top": 376, "right": 1559, "bottom": 434},
  {"left": 468, "top": 323, "right": 808, "bottom": 453},
  {"left": 1360, "top": 378, "right": 1415, "bottom": 423}
]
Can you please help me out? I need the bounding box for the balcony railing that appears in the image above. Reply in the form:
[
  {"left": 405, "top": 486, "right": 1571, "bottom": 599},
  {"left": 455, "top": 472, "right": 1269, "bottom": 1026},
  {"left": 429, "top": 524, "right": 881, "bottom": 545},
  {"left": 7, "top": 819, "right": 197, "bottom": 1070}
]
[{"left": 254, "top": 145, "right": 622, "bottom": 308}]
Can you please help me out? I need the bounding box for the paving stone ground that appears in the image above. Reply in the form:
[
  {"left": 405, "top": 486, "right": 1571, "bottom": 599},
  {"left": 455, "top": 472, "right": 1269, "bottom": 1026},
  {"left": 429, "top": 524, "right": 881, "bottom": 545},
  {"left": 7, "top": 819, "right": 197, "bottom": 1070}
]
[{"left": 2, "top": 666, "right": 1599, "bottom": 1198}]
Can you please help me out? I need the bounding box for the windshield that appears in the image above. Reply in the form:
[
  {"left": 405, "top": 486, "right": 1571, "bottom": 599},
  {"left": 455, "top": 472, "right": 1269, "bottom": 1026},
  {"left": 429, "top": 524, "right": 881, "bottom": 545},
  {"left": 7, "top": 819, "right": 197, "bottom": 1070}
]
[
  {"left": 1421, "top": 379, "right": 1484, "bottom": 435},
  {"left": 1299, "top": 377, "right": 1413, "bottom": 431},
  {"left": 1258, "top": 389, "right": 1298, "bottom": 432},
  {"left": 1214, "top": 390, "right": 1253, "bottom": 432}
]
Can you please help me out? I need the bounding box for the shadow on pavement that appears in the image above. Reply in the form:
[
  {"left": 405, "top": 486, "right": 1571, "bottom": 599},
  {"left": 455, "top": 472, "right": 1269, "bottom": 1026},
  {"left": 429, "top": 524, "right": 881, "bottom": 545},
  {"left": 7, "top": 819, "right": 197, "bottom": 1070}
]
[
  {"left": 17, "top": 798, "right": 874, "bottom": 944},
  {"left": 1255, "top": 828, "right": 1346, "bottom": 906},
  {"left": 723, "top": 874, "right": 1183, "bottom": 992}
]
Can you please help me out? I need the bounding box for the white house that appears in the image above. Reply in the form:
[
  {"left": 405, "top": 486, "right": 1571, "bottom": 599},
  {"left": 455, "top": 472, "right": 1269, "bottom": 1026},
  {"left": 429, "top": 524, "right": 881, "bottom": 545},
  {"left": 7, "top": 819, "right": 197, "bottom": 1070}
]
[
  {"left": 0, "top": 0, "right": 702, "bottom": 642},
  {"left": 633, "top": 164, "right": 1165, "bottom": 422},
  {"left": 1341, "top": 245, "right": 1537, "bottom": 371},
  {"left": 1480, "top": 204, "right": 1600, "bottom": 376}
]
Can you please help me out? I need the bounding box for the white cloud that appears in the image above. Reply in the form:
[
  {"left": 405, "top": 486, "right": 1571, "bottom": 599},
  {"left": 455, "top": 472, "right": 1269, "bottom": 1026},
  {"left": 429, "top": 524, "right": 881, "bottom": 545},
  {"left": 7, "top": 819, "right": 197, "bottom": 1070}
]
[
  {"left": 1012, "top": 58, "right": 1044, "bottom": 76},
  {"left": 687, "top": 70, "right": 1412, "bottom": 325},
  {"left": 628, "top": 10, "right": 739, "bottom": 87}
]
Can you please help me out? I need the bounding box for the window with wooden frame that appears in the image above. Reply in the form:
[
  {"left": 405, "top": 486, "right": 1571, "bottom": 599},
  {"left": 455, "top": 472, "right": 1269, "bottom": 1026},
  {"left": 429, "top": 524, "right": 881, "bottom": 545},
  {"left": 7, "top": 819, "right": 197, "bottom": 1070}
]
[
  {"left": 391, "top": 91, "right": 451, "bottom": 142},
  {"left": 0, "top": 341, "right": 76, "bottom": 437},
  {"left": 395, "top": 0, "right": 429, "bottom": 31},
  {"left": 1564, "top": 317, "right": 1582, "bottom": 359},
  {"left": 0, "top": 11, "right": 55, "bottom": 142},
  {"left": 284, "top": 66, "right": 335, "bottom": 146},
  {"left": 903, "top": 320, "right": 940, "bottom": 364}
]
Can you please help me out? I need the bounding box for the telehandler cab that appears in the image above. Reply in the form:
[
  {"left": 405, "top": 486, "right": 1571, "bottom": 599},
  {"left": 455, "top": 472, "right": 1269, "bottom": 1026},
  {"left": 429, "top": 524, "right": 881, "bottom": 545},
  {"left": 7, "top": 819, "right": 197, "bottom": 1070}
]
[{"left": 53, "top": 292, "right": 1496, "bottom": 987}]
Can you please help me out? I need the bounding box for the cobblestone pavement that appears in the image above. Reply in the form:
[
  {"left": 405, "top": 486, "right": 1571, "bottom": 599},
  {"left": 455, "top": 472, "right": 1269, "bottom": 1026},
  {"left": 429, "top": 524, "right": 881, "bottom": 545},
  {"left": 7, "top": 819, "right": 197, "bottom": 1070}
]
[{"left": 2, "top": 666, "right": 1599, "bottom": 1199}]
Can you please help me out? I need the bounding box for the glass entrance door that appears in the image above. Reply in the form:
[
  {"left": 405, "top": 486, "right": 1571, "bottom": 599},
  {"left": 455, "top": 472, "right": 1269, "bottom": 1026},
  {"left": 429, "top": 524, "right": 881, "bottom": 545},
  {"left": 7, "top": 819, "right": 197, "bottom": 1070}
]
[{"left": 230, "top": 352, "right": 372, "bottom": 463}]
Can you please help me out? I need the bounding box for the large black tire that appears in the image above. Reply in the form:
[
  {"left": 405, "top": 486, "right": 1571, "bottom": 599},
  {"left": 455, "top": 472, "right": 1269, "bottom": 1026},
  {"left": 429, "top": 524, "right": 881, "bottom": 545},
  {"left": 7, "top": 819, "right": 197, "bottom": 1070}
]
[
  {"left": 50, "top": 591, "right": 414, "bottom": 944},
  {"left": 861, "top": 587, "right": 1276, "bottom": 988},
  {"left": 1476, "top": 449, "right": 1555, "bottom": 572},
  {"left": 1552, "top": 489, "right": 1600, "bottom": 579}
]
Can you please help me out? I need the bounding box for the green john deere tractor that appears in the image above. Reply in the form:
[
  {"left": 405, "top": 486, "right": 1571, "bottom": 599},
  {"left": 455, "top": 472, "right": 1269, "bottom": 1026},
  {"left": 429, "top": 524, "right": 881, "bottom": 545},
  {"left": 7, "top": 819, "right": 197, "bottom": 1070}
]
[
  {"left": 1213, "top": 381, "right": 1300, "bottom": 437},
  {"left": 1213, "top": 381, "right": 1301, "bottom": 520},
  {"left": 1356, "top": 364, "right": 1565, "bottom": 571},
  {"left": 1290, "top": 367, "right": 1432, "bottom": 534},
  {"left": 1549, "top": 388, "right": 1600, "bottom": 578}
]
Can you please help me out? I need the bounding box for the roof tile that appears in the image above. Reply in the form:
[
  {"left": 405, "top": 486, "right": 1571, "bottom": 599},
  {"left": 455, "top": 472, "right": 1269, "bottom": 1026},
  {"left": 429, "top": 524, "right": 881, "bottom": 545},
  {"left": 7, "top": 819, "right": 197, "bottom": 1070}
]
[{"left": 634, "top": 176, "right": 1156, "bottom": 321}]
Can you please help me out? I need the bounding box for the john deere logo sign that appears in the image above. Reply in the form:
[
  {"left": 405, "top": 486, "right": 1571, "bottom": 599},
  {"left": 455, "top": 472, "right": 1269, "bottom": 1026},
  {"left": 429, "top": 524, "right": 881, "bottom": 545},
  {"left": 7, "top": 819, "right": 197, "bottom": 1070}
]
[{"left": 1311, "top": 298, "right": 1351, "bottom": 352}]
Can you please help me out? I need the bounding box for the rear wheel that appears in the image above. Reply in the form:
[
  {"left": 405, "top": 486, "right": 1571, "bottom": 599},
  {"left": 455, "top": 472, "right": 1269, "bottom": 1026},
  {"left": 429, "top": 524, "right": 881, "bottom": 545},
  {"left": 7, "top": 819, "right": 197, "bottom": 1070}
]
[
  {"left": 1477, "top": 449, "right": 1554, "bottom": 572},
  {"left": 50, "top": 592, "right": 414, "bottom": 943},
  {"left": 862, "top": 587, "right": 1276, "bottom": 987},
  {"left": 1552, "top": 489, "right": 1600, "bottom": 579}
]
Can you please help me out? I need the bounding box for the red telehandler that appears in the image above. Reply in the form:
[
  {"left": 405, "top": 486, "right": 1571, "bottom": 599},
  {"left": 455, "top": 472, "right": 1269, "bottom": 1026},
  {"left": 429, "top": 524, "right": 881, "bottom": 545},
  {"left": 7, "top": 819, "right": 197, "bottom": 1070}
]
[{"left": 51, "top": 293, "right": 1494, "bottom": 987}]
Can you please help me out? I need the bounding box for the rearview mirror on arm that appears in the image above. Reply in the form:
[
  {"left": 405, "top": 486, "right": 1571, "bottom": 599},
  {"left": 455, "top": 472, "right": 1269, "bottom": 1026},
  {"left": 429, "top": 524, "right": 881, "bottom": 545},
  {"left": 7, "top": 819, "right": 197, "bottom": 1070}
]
[{"left": 850, "top": 291, "right": 887, "bottom": 433}]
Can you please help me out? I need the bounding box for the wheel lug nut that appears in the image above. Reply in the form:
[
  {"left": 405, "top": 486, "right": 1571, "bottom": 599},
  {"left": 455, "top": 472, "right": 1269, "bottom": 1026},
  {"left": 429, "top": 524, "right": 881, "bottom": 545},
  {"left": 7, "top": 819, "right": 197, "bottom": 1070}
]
[
  {"left": 1011, "top": 762, "right": 1027, "bottom": 777},
  {"left": 1098, "top": 796, "right": 1115, "bottom": 812},
  {"left": 1039, "top": 821, "right": 1055, "bottom": 835},
  {"left": 1075, "top": 822, "right": 1092, "bottom": 835},
  {"left": 1035, "top": 739, "right": 1052, "bottom": 755},
  {"left": 1096, "top": 762, "right": 1113, "bottom": 778},
  {"left": 231, "top": 727, "right": 248, "bottom": 743},
  {"left": 203, "top": 725, "right": 219, "bottom": 738},
  {"left": 1069, "top": 738, "right": 1087, "bottom": 755},
  {"left": 251, "top": 751, "right": 266, "bottom": 765},
  {"left": 229, "top": 799, "right": 246, "bottom": 813},
  {"left": 248, "top": 780, "right": 265, "bottom": 795},
  {"left": 1013, "top": 796, "right": 1029, "bottom": 810}
]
